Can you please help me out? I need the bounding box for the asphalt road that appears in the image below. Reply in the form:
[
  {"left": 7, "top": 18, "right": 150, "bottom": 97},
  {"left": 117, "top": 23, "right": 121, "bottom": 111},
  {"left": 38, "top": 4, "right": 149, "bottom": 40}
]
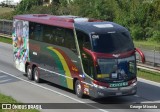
[{"left": 0, "top": 42, "right": 160, "bottom": 112}]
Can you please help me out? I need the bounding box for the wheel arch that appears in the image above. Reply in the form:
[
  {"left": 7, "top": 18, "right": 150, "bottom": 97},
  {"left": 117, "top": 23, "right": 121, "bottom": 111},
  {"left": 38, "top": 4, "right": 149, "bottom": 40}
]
[
  {"left": 73, "top": 78, "right": 78, "bottom": 93},
  {"left": 25, "top": 62, "right": 30, "bottom": 73},
  {"left": 32, "top": 64, "right": 37, "bottom": 74}
]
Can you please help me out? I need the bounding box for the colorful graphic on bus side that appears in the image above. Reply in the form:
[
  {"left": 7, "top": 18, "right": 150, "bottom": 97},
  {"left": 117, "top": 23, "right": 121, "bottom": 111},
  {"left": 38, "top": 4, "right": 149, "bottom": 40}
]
[{"left": 12, "top": 20, "right": 29, "bottom": 72}]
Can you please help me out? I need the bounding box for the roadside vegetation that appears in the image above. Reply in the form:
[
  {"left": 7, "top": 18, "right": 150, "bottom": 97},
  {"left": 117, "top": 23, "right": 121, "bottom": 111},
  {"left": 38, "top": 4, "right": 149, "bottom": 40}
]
[
  {"left": 134, "top": 41, "right": 160, "bottom": 51},
  {"left": 0, "top": 93, "right": 17, "bottom": 103},
  {"left": 0, "top": 0, "right": 159, "bottom": 43},
  {"left": 138, "top": 69, "right": 160, "bottom": 83},
  {"left": 0, "top": 7, "right": 13, "bottom": 14},
  {"left": 0, "top": 37, "right": 12, "bottom": 44},
  {"left": 0, "top": 7, "right": 15, "bottom": 20},
  {"left": 0, "top": 93, "right": 39, "bottom": 112}
]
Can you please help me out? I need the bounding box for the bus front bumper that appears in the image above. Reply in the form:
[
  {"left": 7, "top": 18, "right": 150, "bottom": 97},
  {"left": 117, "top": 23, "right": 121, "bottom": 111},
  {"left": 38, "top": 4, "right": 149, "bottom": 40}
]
[{"left": 92, "top": 82, "right": 137, "bottom": 98}]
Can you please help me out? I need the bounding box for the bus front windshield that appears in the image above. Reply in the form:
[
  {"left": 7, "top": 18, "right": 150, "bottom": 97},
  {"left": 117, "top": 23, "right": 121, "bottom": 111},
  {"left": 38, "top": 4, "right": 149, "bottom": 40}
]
[
  {"left": 91, "top": 32, "right": 134, "bottom": 54},
  {"left": 96, "top": 55, "right": 136, "bottom": 82}
]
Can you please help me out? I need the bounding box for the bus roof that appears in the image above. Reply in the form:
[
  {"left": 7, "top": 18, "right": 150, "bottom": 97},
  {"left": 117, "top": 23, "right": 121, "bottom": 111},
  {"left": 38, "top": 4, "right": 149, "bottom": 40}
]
[
  {"left": 74, "top": 22, "right": 128, "bottom": 34},
  {"left": 14, "top": 14, "right": 74, "bottom": 29},
  {"left": 14, "top": 14, "right": 128, "bottom": 33}
]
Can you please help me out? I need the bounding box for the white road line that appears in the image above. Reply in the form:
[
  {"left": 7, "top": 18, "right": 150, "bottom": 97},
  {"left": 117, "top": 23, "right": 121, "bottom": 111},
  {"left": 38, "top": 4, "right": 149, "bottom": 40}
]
[
  {"left": 138, "top": 77, "right": 160, "bottom": 87},
  {"left": 0, "top": 70, "right": 108, "bottom": 112},
  {"left": 0, "top": 79, "right": 12, "bottom": 83}
]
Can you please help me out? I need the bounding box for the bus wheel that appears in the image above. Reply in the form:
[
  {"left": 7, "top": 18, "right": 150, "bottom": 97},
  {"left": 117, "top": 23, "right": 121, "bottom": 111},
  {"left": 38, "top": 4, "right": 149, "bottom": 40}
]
[
  {"left": 33, "top": 67, "right": 41, "bottom": 83},
  {"left": 75, "top": 80, "right": 84, "bottom": 98},
  {"left": 27, "top": 65, "right": 33, "bottom": 80}
]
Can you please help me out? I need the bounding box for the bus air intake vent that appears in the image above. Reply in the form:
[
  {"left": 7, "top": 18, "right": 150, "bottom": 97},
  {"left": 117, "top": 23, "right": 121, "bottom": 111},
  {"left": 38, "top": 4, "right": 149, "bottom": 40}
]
[
  {"left": 49, "top": 17, "right": 74, "bottom": 22},
  {"left": 33, "top": 14, "right": 48, "bottom": 17}
]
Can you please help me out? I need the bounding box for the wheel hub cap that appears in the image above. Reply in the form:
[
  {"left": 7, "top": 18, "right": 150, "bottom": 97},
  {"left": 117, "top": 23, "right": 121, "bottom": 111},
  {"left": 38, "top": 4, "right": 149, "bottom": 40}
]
[{"left": 77, "top": 84, "right": 81, "bottom": 94}]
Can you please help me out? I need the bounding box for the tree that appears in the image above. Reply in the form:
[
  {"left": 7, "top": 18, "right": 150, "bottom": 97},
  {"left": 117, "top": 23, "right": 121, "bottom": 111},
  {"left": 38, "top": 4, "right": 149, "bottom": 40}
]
[{"left": 15, "top": 0, "right": 43, "bottom": 13}]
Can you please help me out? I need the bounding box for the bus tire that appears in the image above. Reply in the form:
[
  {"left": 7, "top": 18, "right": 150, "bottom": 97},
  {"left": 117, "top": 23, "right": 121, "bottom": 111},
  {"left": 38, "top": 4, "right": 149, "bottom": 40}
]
[
  {"left": 33, "top": 67, "right": 41, "bottom": 83},
  {"left": 75, "top": 80, "right": 84, "bottom": 98},
  {"left": 27, "top": 65, "right": 33, "bottom": 80}
]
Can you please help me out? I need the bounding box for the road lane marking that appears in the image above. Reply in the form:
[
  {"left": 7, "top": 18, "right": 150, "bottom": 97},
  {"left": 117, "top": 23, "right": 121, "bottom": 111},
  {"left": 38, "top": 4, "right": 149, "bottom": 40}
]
[
  {"left": 138, "top": 77, "right": 160, "bottom": 87},
  {"left": 0, "top": 70, "right": 108, "bottom": 112},
  {"left": 0, "top": 75, "right": 7, "bottom": 78},
  {"left": 0, "top": 79, "right": 12, "bottom": 83}
]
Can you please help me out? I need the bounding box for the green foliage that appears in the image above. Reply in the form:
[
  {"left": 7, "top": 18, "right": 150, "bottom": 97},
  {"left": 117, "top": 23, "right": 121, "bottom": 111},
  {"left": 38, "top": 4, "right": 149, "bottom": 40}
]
[
  {"left": 65, "top": 0, "right": 160, "bottom": 42},
  {"left": 0, "top": 11, "right": 15, "bottom": 20},
  {"left": 0, "top": 92, "right": 40, "bottom": 112},
  {"left": 0, "top": 7, "right": 14, "bottom": 20},
  {"left": 149, "top": 30, "right": 160, "bottom": 42},
  {"left": 0, "top": 37, "right": 12, "bottom": 44},
  {"left": 138, "top": 69, "right": 160, "bottom": 83},
  {"left": 26, "top": 5, "right": 54, "bottom": 15},
  {"left": 62, "top": 0, "right": 114, "bottom": 20},
  {"left": 0, "top": 0, "right": 160, "bottom": 42},
  {"left": 15, "top": 0, "right": 43, "bottom": 14},
  {"left": 130, "top": 25, "right": 144, "bottom": 40}
]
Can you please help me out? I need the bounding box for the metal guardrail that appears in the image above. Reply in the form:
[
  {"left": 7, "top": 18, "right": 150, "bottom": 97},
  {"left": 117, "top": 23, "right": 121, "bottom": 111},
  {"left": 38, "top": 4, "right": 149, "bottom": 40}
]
[
  {"left": 137, "top": 63, "right": 160, "bottom": 73},
  {"left": 0, "top": 19, "right": 13, "bottom": 36},
  {"left": 136, "top": 48, "right": 160, "bottom": 68},
  {"left": 0, "top": 33, "right": 11, "bottom": 38}
]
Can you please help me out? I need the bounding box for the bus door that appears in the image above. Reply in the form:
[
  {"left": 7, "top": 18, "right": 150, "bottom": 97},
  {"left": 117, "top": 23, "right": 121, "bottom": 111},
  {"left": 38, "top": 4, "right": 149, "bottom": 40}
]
[{"left": 76, "top": 30, "right": 96, "bottom": 96}]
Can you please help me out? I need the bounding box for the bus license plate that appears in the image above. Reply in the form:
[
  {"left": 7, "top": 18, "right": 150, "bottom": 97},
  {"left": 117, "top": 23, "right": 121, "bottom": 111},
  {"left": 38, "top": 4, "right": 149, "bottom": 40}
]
[
  {"left": 109, "top": 82, "right": 128, "bottom": 88},
  {"left": 116, "top": 92, "right": 122, "bottom": 95}
]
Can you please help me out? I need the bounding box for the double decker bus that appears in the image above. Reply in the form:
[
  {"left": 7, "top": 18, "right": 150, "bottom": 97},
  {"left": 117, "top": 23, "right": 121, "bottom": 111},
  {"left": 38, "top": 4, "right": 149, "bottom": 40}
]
[{"left": 12, "top": 14, "right": 145, "bottom": 98}]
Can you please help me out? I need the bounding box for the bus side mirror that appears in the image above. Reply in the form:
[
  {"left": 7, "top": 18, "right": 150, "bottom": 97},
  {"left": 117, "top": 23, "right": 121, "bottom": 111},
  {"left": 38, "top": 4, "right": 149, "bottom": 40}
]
[{"left": 135, "top": 48, "right": 145, "bottom": 64}]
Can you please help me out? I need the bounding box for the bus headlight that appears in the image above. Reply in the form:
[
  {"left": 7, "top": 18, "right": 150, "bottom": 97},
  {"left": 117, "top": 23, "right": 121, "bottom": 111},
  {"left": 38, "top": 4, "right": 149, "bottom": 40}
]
[
  {"left": 93, "top": 82, "right": 98, "bottom": 88},
  {"left": 92, "top": 81, "right": 106, "bottom": 89},
  {"left": 98, "top": 85, "right": 106, "bottom": 89},
  {"left": 131, "top": 81, "right": 137, "bottom": 86}
]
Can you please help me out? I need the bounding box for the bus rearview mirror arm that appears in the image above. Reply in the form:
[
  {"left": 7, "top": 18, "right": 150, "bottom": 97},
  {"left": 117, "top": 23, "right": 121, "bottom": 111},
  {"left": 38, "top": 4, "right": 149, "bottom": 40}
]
[{"left": 135, "top": 48, "right": 145, "bottom": 64}]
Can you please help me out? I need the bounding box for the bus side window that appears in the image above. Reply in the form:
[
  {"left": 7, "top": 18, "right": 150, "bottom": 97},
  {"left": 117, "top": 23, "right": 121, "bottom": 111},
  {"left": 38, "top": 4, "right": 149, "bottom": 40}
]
[
  {"left": 53, "top": 27, "right": 65, "bottom": 46},
  {"left": 50, "top": 26, "right": 57, "bottom": 44},
  {"left": 29, "top": 22, "right": 43, "bottom": 41},
  {"left": 43, "top": 25, "right": 53, "bottom": 43},
  {"left": 65, "top": 29, "right": 77, "bottom": 54},
  {"left": 37, "top": 24, "right": 43, "bottom": 41},
  {"left": 29, "top": 22, "right": 35, "bottom": 40},
  {"left": 76, "top": 30, "right": 91, "bottom": 50}
]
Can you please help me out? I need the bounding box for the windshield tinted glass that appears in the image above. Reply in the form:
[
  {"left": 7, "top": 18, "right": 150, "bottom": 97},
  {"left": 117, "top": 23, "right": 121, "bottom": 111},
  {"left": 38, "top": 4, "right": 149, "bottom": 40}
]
[
  {"left": 92, "top": 32, "right": 134, "bottom": 53},
  {"left": 96, "top": 56, "right": 136, "bottom": 82}
]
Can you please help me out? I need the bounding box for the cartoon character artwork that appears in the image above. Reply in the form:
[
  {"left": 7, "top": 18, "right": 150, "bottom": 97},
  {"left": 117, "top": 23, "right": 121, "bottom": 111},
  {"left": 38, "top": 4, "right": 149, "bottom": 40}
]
[{"left": 12, "top": 20, "right": 29, "bottom": 72}]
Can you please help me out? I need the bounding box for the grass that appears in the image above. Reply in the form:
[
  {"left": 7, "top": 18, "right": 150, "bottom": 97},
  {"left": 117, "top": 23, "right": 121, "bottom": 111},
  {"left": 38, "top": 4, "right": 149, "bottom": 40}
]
[
  {"left": 0, "top": 93, "right": 39, "bottom": 112},
  {"left": 137, "top": 69, "right": 160, "bottom": 83},
  {"left": 134, "top": 40, "right": 160, "bottom": 51},
  {"left": 0, "top": 37, "right": 12, "bottom": 44},
  {"left": 0, "top": 93, "right": 17, "bottom": 103},
  {"left": 0, "top": 7, "right": 13, "bottom": 15}
]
